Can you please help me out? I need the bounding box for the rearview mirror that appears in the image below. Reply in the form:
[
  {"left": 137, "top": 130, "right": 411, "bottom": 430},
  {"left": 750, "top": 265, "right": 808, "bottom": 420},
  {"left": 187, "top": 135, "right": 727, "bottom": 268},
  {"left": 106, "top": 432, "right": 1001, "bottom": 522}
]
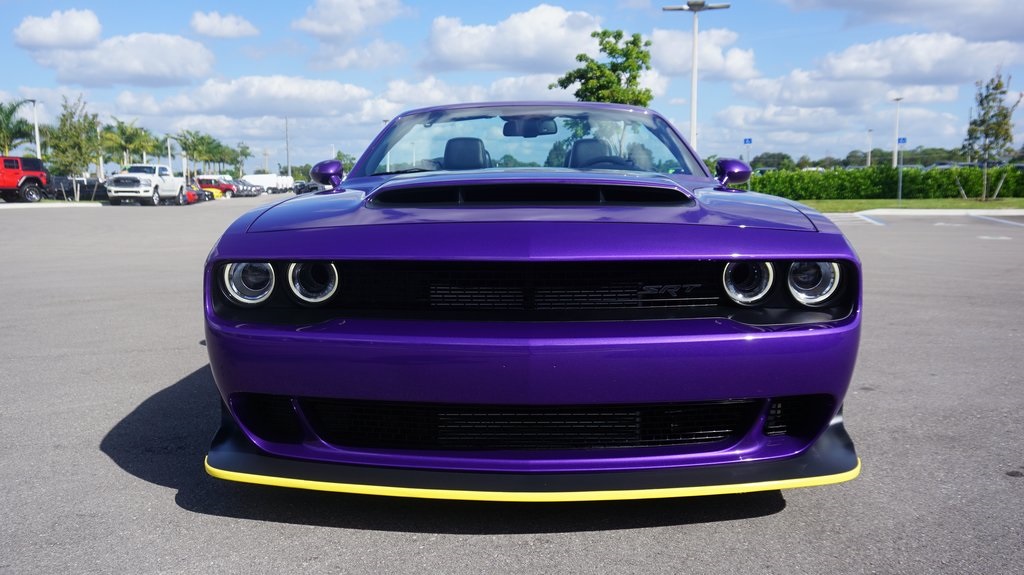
[{"left": 502, "top": 118, "right": 557, "bottom": 138}]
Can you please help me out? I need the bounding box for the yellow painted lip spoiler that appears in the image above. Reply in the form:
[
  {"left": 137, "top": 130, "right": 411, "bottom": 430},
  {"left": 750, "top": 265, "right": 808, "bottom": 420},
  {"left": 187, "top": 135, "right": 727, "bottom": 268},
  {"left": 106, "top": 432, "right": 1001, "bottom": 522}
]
[
  {"left": 204, "top": 417, "right": 860, "bottom": 502},
  {"left": 206, "top": 457, "right": 860, "bottom": 502}
]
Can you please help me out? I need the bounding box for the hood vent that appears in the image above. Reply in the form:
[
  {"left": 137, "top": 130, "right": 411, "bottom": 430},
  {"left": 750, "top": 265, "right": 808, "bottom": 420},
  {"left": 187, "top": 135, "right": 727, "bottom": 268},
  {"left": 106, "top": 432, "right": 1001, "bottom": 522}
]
[{"left": 369, "top": 184, "right": 693, "bottom": 207}]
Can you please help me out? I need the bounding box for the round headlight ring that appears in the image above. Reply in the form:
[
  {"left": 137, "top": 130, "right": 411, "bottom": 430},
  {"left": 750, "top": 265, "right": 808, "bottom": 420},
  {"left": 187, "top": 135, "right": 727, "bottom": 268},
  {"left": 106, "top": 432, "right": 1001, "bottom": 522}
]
[
  {"left": 722, "top": 261, "right": 775, "bottom": 305},
  {"left": 788, "top": 261, "right": 841, "bottom": 307},
  {"left": 288, "top": 262, "right": 339, "bottom": 304},
  {"left": 222, "top": 262, "right": 275, "bottom": 306}
]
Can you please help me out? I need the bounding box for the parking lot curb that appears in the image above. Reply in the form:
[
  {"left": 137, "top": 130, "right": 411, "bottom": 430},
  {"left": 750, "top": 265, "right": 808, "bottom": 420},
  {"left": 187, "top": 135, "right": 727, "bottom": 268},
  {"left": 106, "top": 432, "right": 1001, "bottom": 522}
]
[
  {"left": 0, "top": 202, "right": 103, "bottom": 210},
  {"left": 859, "top": 208, "right": 1024, "bottom": 217}
]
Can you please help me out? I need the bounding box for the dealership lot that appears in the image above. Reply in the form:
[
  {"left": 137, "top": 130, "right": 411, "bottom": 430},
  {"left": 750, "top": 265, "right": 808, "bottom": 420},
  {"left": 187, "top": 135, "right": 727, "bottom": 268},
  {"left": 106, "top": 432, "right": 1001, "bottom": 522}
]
[{"left": 1, "top": 199, "right": 1021, "bottom": 574}]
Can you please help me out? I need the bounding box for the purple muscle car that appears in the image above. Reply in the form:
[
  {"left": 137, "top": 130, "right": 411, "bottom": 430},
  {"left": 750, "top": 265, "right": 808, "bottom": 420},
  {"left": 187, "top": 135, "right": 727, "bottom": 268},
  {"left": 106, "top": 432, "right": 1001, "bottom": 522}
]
[{"left": 204, "top": 101, "right": 861, "bottom": 501}]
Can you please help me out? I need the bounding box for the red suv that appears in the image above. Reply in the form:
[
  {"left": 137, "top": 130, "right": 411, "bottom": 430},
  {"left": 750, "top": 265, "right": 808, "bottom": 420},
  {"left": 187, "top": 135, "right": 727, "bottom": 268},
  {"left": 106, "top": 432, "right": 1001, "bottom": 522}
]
[{"left": 1, "top": 156, "right": 50, "bottom": 203}]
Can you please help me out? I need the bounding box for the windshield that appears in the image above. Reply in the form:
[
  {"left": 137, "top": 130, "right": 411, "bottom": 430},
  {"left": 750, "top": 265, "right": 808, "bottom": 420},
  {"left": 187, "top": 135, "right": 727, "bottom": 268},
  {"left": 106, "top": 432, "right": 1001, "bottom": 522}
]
[
  {"left": 127, "top": 166, "right": 156, "bottom": 175},
  {"left": 356, "top": 105, "right": 703, "bottom": 178}
]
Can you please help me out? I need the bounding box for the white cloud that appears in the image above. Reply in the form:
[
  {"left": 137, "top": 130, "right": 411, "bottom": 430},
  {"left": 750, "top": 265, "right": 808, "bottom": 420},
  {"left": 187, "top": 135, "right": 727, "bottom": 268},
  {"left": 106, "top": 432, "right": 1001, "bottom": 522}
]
[
  {"left": 381, "top": 74, "right": 574, "bottom": 109},
  {"left": 190, "top": 12, "right": 259, "bottom": 38},
  {"left": 14, "top": 9, "right": 101, "bottom": 50},
  {"left": 640, "top": 69, "right": 669, "bottom": 99},
  {"left": 716, "top": 105, "right": 846, "bottom": 134},
  {"left": 780, "top": 0, "right": 1024, "bottom": 41},
  {"left": 423, "top": 5, "right": 601, "bottom": 72},
  {"left": 323, "top": 40, "right": 405, "bottom": 70},
  {"left": 488, "top": 74, "right": 568, "bottom": 101},
  {"left": 885, "top": 85, "right": 959, "bottom": 105},
  {"left": 292, "top": 0, "right": 410, "bottom": 37},
  {"left": 650, "top": 28, "right": 758, "bottom": 80},
  {"left": 821, "top": 33, "right": 1024, "bottom": 84},
  {"left": 738, "top": 70, "right": 885, "bottom": 110},
  {"left": 383, "top": 76, "right": 485, "bottom": 107},
  {"left": 146, "top": 76, "right": 372, "bottom": 117},
  {"left": 31, "top": 34, "right": 214, "bottom": 87}
]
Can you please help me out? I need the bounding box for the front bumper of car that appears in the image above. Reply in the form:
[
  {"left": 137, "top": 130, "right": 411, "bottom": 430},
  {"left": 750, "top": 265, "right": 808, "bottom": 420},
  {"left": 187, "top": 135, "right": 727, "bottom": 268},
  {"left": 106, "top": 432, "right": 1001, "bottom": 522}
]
[
  {"left": 108, "top": 187, "right": 155, "bottom": 197},
  {"left": 204, "top": 309, "right": 861, "bottom": 500},
  {"left": 205, "top": 404, "right": 859, "bottom": 502}
]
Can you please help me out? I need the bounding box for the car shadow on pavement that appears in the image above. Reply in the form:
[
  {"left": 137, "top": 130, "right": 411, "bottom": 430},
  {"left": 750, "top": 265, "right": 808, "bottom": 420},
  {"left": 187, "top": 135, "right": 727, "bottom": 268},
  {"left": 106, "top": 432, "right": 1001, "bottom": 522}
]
[{"left": 101, "top": 364, "right": 786, "bottom": 534}]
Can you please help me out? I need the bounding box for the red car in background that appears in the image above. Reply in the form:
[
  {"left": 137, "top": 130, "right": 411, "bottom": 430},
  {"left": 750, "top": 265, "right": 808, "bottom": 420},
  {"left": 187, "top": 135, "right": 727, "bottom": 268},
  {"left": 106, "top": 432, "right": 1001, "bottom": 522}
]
[{"left": 196, "top": 176, "right": 236, "bottom": 199}]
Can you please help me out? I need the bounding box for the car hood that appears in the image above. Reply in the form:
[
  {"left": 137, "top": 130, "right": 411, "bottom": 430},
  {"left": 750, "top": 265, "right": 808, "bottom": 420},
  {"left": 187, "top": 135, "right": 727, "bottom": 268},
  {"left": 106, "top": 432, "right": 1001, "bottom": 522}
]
[{"left": 247, "top": 170, "right": 817, "bottom": 233}]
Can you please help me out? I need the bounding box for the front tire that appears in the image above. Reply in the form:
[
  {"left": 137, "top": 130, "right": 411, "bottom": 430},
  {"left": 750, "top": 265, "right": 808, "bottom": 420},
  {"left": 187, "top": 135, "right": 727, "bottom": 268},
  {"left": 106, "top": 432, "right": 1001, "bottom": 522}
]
[
  {"left": 145, "top": 188, "right": 160, "bottom": 206},
  {"left": 20, "top": 184, "right": 42, "bottom": 203},
  {"left": 108, "top": 197, "right": 121, "bottom": 206},
  {"left": 223, "top": 190, "right": 233, "bottom": 199}
]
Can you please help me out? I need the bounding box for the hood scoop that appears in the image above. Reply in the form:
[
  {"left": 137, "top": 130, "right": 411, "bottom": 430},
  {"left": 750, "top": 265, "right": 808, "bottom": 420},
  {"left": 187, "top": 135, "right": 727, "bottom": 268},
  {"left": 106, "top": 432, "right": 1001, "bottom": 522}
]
[{"left": 369, "top": 183, "right": 694, "bottom": 207}]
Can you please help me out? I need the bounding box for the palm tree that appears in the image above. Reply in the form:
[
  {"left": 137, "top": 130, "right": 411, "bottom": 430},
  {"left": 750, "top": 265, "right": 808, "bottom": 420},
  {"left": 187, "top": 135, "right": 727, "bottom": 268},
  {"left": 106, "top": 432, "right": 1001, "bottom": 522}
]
[
  {"left": 237, "top": 142, "right": 253, "bottom": 174},
  {"left": 173, "top": 129, "right": 202, "bottom": 177},
  {"left": 0, "top": 99, "right": 33, "bottom": 155}
]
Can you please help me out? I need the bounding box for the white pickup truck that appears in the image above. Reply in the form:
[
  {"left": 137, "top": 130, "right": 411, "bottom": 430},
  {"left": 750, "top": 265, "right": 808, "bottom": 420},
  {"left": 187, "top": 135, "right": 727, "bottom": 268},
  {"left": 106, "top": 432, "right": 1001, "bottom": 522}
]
[{"left": 106, "top": 164, "right": 186, "bottom": 206}]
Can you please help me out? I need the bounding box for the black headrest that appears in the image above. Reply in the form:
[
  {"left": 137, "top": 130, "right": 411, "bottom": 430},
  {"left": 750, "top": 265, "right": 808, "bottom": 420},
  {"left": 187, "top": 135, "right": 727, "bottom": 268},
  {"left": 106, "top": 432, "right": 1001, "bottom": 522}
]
[
  {"left": 567, "top": 139, "right": 612, "bottom": 168},
  {"left": 444, "top": 138, "right": 488, "bottom": 170}
]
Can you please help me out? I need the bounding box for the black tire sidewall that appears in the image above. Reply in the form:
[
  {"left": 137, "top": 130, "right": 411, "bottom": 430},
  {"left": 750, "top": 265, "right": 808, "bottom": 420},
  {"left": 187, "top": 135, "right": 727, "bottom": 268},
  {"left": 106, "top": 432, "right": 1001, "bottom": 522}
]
[{"left": 21, "top": 185, "right": 42, "bottom": 203}]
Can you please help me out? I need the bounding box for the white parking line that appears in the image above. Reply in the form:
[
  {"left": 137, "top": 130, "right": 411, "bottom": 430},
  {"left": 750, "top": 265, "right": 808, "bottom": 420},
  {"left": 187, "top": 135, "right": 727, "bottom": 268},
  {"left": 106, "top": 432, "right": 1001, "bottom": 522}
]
[
  {"left": 854, "top": 213, "right": 886, "bottom": 226},
  {"left": 971, "top": 214, "right": 1024, "bottom": 227}
]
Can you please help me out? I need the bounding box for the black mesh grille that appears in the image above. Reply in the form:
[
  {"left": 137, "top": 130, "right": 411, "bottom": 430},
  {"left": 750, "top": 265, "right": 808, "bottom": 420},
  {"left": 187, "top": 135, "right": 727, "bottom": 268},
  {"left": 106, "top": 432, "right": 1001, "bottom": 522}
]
[
  {"left": 299, "top": 398, "right": 762, "bottom": 451},
  {"left": 232, "top": 394, "right": 304, "bottom": 443},
  {"left": 763, "top": 395, "right": 835, "bottom": 438},
  {"left": 334, "top": 261, "right": 721, "bottom": 318}
]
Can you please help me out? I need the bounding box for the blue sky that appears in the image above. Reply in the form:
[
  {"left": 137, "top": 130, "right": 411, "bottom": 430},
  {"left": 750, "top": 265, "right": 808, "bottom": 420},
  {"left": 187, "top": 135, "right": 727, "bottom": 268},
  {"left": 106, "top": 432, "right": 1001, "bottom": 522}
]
[{"left": 4, "top": 0, "right": 1023, "bottom": 172}]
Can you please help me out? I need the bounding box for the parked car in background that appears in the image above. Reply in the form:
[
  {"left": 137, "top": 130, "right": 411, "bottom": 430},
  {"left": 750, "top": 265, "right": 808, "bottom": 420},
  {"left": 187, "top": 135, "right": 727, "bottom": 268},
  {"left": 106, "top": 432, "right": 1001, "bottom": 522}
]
[
  {"left": 0, "top": 156, "right": 49, "bottom": 203},
  {"left": 196, "top": 176, "right": 237, "bottom": 199},
  {"left": 49, "top": 176, "right": 108, "bottom": 201},
  {"left": 186, "top": 181, "right": 213, "bottom": 202},
  {"left": 291, "top": 180, "right": 324, "bottom": 195},
  {"left": 232, "top": 175, "right": 264, "bottom": 195},
  {"left": 204, "top": 101, "right": 862, "bottom": 502},
  {"left": 227, "top": 177, "right": 263, "bottom": 197},
  {"left": 107, "top": 164, "right": 185, "bottom": 205}
]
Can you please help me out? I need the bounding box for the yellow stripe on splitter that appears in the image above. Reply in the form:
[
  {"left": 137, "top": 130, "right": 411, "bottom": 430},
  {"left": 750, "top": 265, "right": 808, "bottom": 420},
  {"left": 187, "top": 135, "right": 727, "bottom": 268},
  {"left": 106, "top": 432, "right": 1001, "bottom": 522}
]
[{"left": 205, "top": 457, "right": 861, "bottom": 502}]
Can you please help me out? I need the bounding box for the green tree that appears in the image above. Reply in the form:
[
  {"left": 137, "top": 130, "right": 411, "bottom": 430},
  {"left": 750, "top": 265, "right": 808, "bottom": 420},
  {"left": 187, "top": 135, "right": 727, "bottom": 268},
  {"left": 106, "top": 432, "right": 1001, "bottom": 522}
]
[
  {"left": 50, "top": 95, "right": 101, "bottom": 200},
  {"left": 961, "top": 71, "right": 1023, "bottom": 200},
  {"left": 0, "top": 99, "right": 33, "bottom": 155},
  {"left": 335, "top": 151, "right": 357, "bottom": 172},
  {"left": 281, "top": 163, "right": 313, "bottom": 181},
  {"left": 752, "top": 152, "right": 796, "bottom": 171},
  {"left": 544, "top": 140, "right": 568, "bottom": 167},
  {"left": 550, "top": 29, "right": 653, "bottom": 107},
  {"left": 237, "top": 142, "right": 253, "bottom": 174},
  {"left": 172, "top": 129, "right": 201, "bottom": 178},
  {"left": 103, "top": 118, "right": 152, "bottom": 165}
]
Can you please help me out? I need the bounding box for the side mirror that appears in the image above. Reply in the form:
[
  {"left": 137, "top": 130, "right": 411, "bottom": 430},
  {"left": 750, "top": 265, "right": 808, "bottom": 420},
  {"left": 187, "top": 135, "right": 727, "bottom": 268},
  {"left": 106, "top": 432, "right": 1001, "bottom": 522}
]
[
  {"left": 310, "top": 160, "right": 345, "bottom": 188},
  {"left": 715, "top": 158, "right": 752, "bottom": 187}
]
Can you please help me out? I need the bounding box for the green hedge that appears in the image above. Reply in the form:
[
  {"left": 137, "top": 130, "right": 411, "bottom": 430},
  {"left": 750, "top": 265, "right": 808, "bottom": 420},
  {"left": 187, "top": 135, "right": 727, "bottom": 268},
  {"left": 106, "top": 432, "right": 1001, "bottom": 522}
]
[{"left": 749, "top": 167, "right": 1022, "bottom": 200}]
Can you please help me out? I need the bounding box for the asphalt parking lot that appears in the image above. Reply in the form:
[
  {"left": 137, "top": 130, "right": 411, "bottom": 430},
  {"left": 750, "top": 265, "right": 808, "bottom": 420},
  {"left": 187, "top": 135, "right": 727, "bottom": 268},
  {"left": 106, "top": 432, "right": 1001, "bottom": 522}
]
[{"left": 1, "top": 198, "right": 1022, "bottom": 574}]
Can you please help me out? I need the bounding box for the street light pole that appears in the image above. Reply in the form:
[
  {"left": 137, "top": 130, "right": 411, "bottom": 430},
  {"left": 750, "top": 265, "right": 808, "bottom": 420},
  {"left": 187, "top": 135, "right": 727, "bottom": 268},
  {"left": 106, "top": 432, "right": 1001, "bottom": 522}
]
[
  {"left": 26, "top": 99, "right": 41, "bottom": 159},
  {"left": 892, "top": 96, "right": 903, "bottom": 168},
  {"left": 663, "top": 1, "right": 730, "bottom": 152},
  {"left": 866, "top": 129, "right": 872, "bottom": 167}
]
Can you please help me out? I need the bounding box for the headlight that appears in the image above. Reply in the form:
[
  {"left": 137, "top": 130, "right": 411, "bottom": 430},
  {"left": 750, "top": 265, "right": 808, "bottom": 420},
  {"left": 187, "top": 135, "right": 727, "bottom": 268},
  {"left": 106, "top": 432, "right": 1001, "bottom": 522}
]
[
  {"left": 222, "top": 262, "right": 275, "bottom": 305},
  {"left": 722, "top": 261, "right": 774, "bottom": 305},
  {"left": 287, "top": 262, "right": 338, "bottom": 304},
  {"left": 788, "top": 261, "right": 841, "bottom": 307},
  {"left": 138, "top": 178, "right": 152, "bottom": 186}
]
